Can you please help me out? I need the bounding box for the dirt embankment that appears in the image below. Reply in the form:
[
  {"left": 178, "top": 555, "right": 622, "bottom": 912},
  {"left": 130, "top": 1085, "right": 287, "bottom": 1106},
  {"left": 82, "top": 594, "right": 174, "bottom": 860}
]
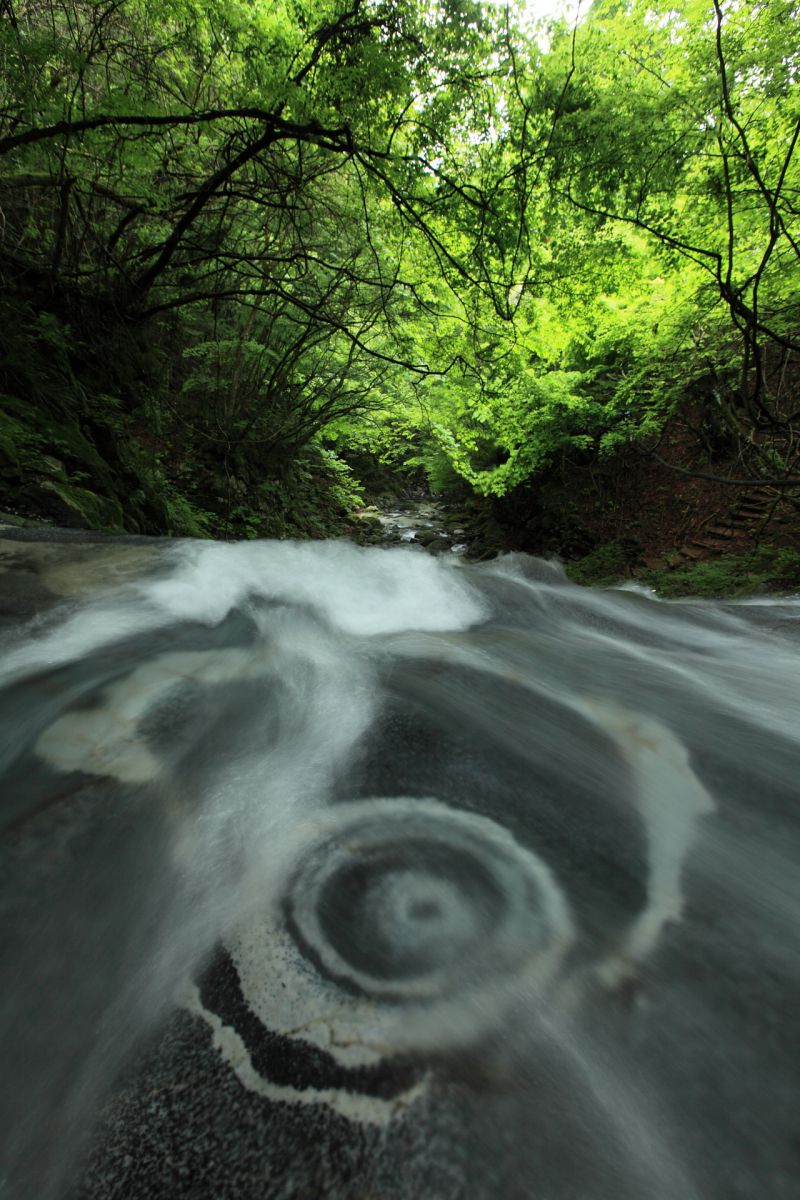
[{"left": 454, "top": 415, "right": 800, "bottom": 595}]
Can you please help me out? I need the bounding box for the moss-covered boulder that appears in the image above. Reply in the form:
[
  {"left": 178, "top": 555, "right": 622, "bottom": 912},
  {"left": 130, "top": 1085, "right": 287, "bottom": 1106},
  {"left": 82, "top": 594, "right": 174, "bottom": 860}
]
[{"left": 39, "top": 479, "right": 124, "bottom": 531}]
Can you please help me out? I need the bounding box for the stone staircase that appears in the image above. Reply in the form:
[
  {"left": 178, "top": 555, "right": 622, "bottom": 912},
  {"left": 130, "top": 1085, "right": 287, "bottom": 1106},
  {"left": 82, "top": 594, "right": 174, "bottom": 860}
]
[{"left": 673, "top": 487, "right": 778, "bottom": 565}]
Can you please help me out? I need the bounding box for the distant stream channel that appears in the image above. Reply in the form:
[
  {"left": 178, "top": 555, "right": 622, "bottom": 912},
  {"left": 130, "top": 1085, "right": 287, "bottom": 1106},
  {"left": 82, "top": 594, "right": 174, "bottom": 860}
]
[{"left": 0, "top": 528, "right": 798, "bottom": 1200}]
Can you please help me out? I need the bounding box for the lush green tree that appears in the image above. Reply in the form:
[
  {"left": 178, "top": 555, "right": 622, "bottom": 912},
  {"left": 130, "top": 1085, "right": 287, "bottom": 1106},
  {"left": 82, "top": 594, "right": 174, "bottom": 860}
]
[
  {"left": 536, "top": 0, "right": 800, "bottom": 475},
  {"left": 1, "top": 0, "right": 534, "bottom": 528},
  {"left": 1, "top": 0, "right": 798, "bottom": 532}
]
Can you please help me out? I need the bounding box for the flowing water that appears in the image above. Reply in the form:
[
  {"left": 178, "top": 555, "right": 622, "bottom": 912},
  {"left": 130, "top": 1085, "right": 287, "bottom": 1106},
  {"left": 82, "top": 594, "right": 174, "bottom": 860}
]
[{"left": 0, "top": 534, "right": 798, "bottom": 1200}]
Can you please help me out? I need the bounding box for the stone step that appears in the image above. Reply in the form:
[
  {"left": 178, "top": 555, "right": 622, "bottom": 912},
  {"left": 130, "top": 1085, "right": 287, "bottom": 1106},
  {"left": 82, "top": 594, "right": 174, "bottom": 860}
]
[
  {"left": 738, "top": 504, "right": 763, "bottom": 516},
  {"left": 678, "top": 544, "right": 706, "bottom": 560},
  {"left": 704, "top": 525, "right": 735, "bottom": 538},
  {"left": 691, "top": 537, "right": 733, "bottom": 553},
  {"left": 734, "top": 514, "right": 767, "bottom": 527}
]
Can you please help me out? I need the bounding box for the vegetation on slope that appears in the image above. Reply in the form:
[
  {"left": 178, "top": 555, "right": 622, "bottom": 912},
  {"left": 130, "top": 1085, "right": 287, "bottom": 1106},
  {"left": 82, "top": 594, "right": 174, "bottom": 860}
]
[{"left": 0, "top": 0, "right": 798, "bottom": 577}]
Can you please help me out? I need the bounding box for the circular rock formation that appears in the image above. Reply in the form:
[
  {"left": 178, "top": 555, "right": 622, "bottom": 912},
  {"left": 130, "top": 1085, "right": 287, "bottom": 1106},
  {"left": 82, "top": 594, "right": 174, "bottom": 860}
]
[
  {"left": 189, "top": 794, "right": 575, "bottom": 1126},
  {"left": 284, "top": 798, "right": 573, "bottom": 1009}
]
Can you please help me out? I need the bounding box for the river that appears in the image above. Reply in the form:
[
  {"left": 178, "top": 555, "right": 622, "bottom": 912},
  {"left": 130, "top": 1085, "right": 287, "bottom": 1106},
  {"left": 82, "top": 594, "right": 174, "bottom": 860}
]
[{"left": 0, "top": 529, "right": 798, "bottom": 1199}]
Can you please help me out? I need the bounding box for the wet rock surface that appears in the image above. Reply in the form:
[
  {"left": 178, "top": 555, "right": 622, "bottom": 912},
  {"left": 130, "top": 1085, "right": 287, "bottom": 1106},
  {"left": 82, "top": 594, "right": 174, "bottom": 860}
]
[
  {"left": 352, "top": 496, "right": 471, "bottom": 556},
  {"left": 0, "top": 529, "right": 798, "bottom": 1200}
]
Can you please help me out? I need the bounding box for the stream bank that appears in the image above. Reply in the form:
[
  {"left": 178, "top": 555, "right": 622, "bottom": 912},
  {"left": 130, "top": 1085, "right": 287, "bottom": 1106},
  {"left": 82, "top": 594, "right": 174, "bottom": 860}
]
[
  {"left": 5, "top": 436, "right": 800, "bottom": 601},
  {"left": 349, "top": 495, "right": 470, "bottom": 557}
]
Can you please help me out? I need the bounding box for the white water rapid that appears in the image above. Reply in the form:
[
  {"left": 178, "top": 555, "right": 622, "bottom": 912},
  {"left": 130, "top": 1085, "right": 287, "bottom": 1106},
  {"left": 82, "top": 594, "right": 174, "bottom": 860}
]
[{"left": 0, "top": 536, "right": 797, "bottom": 1200}]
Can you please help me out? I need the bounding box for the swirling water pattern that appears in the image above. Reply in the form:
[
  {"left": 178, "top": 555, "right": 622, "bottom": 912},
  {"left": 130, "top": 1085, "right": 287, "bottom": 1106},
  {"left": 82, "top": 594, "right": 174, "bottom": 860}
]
[{"left": 0, "top": 537, "right": 798, "bottom": 1200}]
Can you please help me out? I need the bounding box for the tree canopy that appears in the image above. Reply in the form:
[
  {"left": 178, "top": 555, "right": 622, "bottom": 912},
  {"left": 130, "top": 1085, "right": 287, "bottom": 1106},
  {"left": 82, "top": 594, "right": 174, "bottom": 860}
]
[{"left": 1, "top": 0, "right": 798, "bottom": 534}]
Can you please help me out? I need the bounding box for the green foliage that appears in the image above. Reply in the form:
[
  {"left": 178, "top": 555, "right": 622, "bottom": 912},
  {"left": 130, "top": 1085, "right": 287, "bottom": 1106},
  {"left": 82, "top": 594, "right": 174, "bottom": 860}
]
[
  {"left": 0, "top": 406, "right": 42, "bottom": 474},
  {"left": 566, "top": 542, "right": 800, "bottom": 598},
  {"left": 539, "top": 0, "right": 800, "bottom": 446},
  {"left": 315, "top": 447, "right": 365, "bottom": 513},
  {"left": 225, "top": 445, "right": 364, "bottom": 540},
  {"left": 642, "top": 547, "right": 800, "bottom": 599},
  {"left": 0, "top": 0, "right": 798, "bottom": 537},
  {"left": 404, "top": 439, "right": 466, "bottom": 496},
  {"left": 564, "top": 542, "right": 635, "bottom": 588}
]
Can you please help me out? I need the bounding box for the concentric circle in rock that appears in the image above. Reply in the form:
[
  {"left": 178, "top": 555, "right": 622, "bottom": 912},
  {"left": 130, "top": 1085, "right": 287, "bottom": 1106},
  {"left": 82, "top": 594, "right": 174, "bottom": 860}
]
[
  {"left": 286, "top": 806, "right": 559, "bottom": 1001},
  {"left": 223, "top": 797, "right": 575, "bottom": 1071}
]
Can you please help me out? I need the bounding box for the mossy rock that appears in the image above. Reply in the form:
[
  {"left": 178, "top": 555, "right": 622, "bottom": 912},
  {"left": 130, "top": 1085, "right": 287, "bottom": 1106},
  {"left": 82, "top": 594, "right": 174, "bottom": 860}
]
[
  {"left": 3, "top": 395, "right": 114, "bottom": 484},
  {"left": 565, "top": 541, "right": 636, "bottom": 587},
  {"left": 641, "top": 545, "right": 800, "bottom": 599},
  {"left": 40, "top": 479, "right": 124, "bottom": 531},
  {"left": 0, "top": 405, "right": 40, "bottom": 473}
]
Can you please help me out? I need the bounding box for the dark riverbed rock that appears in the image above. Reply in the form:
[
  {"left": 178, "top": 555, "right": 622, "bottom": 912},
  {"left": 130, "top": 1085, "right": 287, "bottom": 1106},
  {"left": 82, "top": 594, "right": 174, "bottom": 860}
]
[{"left": 3, "top": 527, "right": 799, "bottom": 1200}]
